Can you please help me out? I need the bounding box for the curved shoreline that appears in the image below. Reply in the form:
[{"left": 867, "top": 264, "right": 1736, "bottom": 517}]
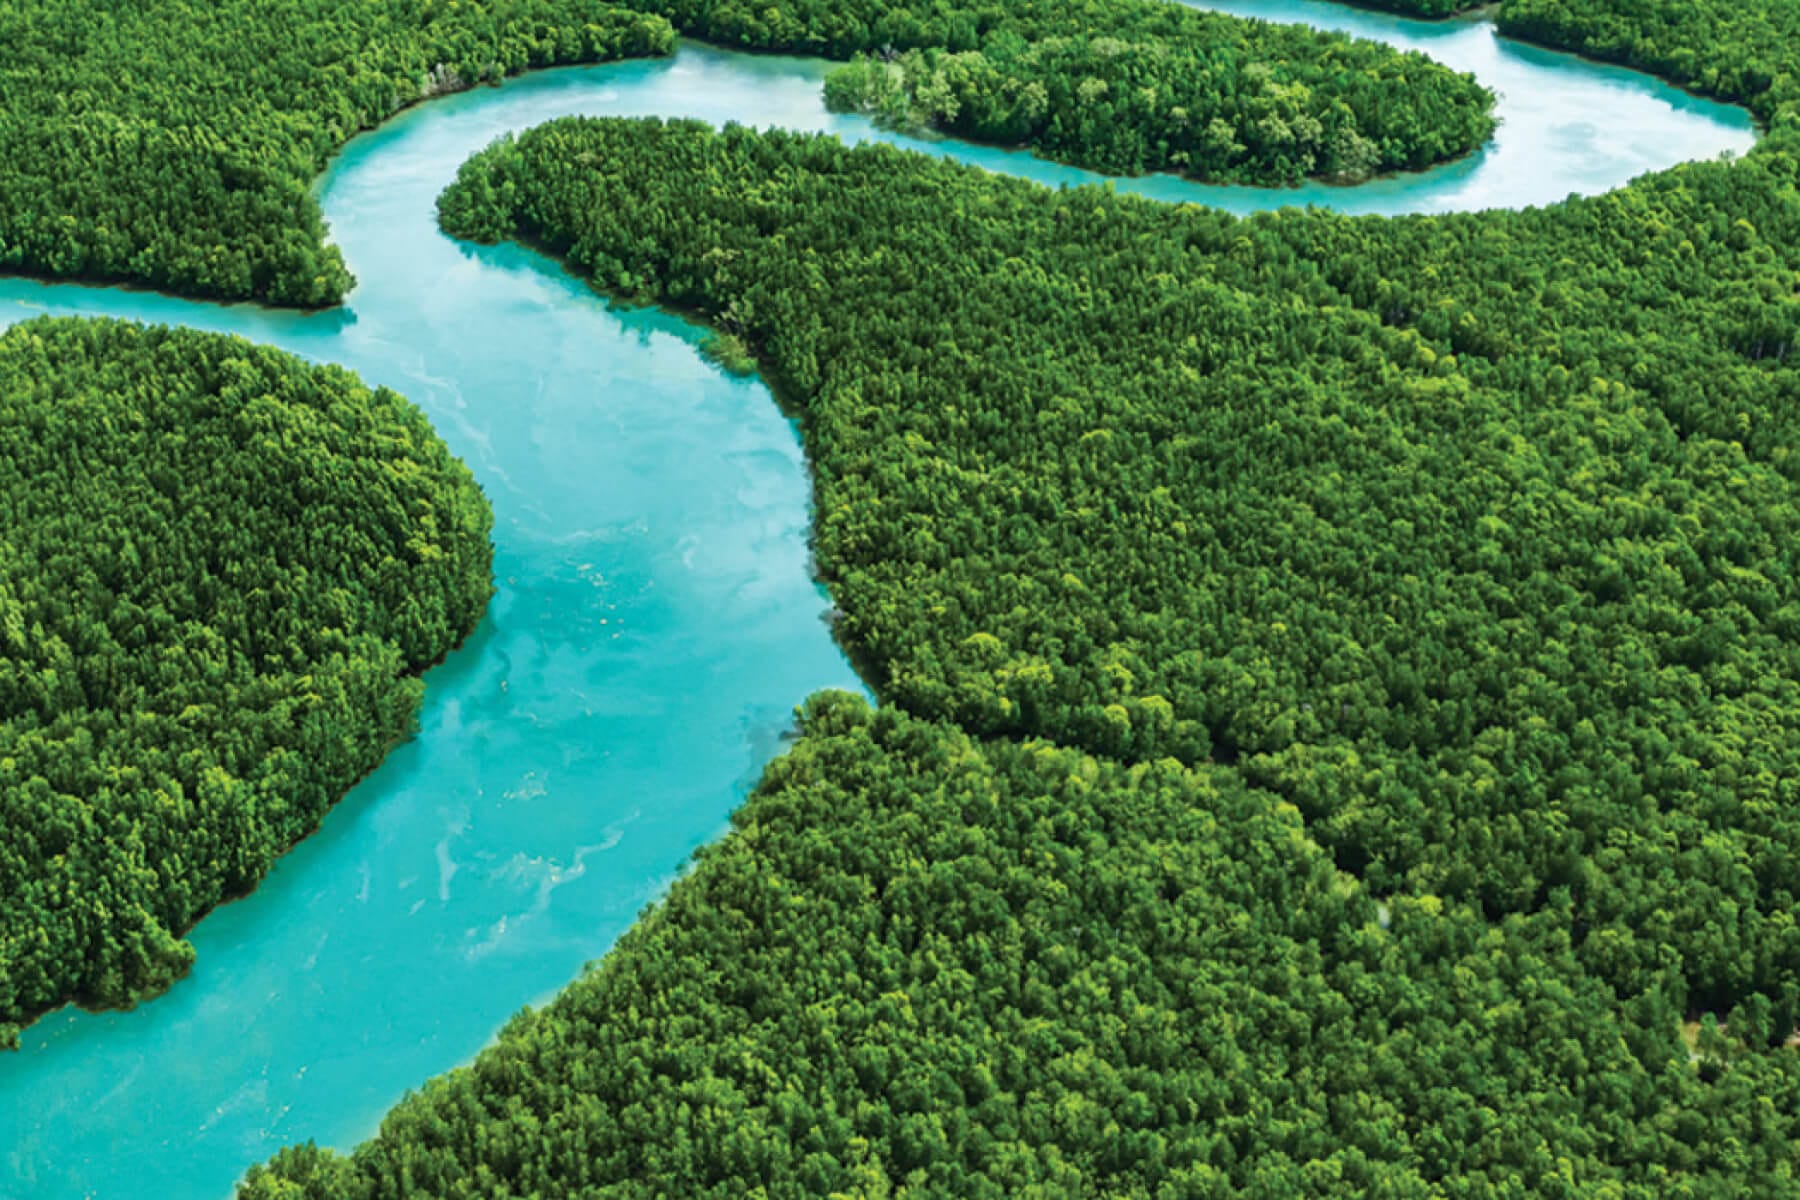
[
  {"left": 0, "top": 5, "right": 1763, "bottom": 316},
  {"left": 1191, "top": 0, "right": 1771, "bottom": 137},
  {"left": 0, "top": 9, "right": 1764, "bottom": 1200}
]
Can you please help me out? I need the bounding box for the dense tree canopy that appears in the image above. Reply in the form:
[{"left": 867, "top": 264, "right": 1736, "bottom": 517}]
[
  {"left": 819, "top": 29, "right": 1492, "bottom": 184},
  {"left": 1496, "top": 0, "right": 1800, "bottom": 128},
  {"left": 0, "top": 318, "right": 493, "bottom": 1046},
  {"left": 243, "top": 698, "right": 1800, "bottom": 1198},
  {"left": 1355, "top": 0, "right": 1800, "bottom": 131},
  {"left": 235, "top": 86, "right": 1800, "bottom": 1191},
  {"left": 0, "top": 0, "right": 675, "bottom": 305},
  {"left": 0, "top": 0, "right": 1492, "bottom": 305},
  {"left": 624, "top": 0, "right": 1499, "bottom": 174},
  {"left": 1349, "top": 0, "right": 1472, "bottom": 18},
  {"left": 433, "top": 114, "right": 1800, "bottom": 1031},
  {"left": 0, "top": 0, "right": 1772, "bottom": 1189}
]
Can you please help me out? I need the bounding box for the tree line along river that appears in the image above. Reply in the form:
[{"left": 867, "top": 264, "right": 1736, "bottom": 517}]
[{"left": 0, "top": 3, "right": 1758, "bottom": 1197}]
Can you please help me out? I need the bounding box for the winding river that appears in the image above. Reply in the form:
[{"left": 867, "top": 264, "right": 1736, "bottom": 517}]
[{"left": 0, "top": 3, "right": 1757, "bottom": 1197}]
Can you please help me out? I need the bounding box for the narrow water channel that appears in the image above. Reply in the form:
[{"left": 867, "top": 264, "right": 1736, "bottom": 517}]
[{"left": 0, "top": 8, "right": 1757, "bottom": 1198}]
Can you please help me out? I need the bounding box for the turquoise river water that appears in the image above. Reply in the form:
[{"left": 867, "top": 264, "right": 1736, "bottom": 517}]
[{"left": 0, "top": 2, "right": 1758, "bottom": 1196}]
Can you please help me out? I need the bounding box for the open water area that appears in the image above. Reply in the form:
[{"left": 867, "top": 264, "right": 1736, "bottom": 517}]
[{"left": 0, "top": 4, "right": 1757, "bottom": 1196}]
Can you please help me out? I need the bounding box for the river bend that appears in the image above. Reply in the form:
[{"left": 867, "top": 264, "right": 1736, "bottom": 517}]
[{"left": 0, "top": 5, "right": 1756, "bottom": 1197}]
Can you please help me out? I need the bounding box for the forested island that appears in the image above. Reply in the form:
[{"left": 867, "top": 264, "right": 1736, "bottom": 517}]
[
  {"left": 0, "top": 319, "right": 493, "bottom": 1047},
  {"left": 0, "top": 0, "right": 1489, "bottom": 306},
  {"left": 0, "top": 0, "right": 1798, "bottom": 1192},
  {"left": 234, "top": 0, "right": 1800, "bottom": 1189},
  {"left": 816, "top": 19, "right": 1495, "bottom": 183}
]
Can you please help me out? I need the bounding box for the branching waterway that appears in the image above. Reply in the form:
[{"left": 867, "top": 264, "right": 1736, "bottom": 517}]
[{"left": 0, "top": 4, "right": 1757, "bottom": 1196}]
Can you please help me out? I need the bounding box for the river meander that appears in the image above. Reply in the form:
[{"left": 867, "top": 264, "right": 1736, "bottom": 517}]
[{"left": 0, "top": 4, "right": 1757, "bottom": 1197}]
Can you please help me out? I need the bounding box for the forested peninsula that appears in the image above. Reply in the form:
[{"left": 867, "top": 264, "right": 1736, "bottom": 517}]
[
  {"left": 0, "top": 319, "right": 493, "bottom": 1047},
  {"left": 0, "top": 0, "right": 1490, "bottom": 305},
  {"left": 1496, "top": 0, "right": 1800, "bottom": 127},
  {"left": 245, "top": 696, "right": 1800, "bottom": 1198},
  {"left": 1357, "top": 0, "right": 1797, "bottom": 130},
  {"left": 0, "top": 0, "right": 676, "bottom": 305},
  {"left": 237, "top": 0, "right": 1800, "bottom": 1186}
]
